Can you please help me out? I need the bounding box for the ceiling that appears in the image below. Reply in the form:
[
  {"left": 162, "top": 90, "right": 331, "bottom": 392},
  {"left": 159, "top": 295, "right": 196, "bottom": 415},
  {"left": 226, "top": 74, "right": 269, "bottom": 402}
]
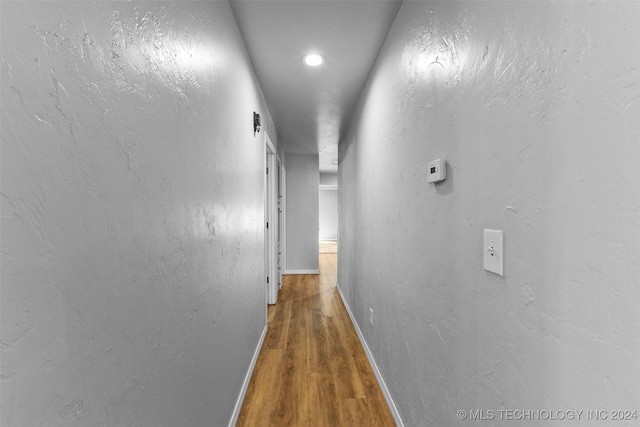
[{"left": 230, "top": 0, "right": 402, "bottom": 173}]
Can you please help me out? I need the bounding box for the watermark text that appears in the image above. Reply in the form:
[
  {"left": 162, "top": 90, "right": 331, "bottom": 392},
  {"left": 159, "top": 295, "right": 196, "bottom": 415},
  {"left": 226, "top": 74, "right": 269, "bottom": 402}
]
[{"left": 456, "top": 409, "right": 638, "bottom": 422}]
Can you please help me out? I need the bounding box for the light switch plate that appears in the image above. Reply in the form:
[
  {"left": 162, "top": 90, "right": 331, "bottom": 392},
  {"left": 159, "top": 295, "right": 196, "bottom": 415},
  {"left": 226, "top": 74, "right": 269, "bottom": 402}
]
[{"left": 483, "top": 229, "right": 504, "bottom": 276}]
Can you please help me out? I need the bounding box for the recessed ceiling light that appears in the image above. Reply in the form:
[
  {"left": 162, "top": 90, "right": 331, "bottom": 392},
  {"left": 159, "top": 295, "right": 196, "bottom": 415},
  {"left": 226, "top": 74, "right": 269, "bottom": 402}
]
[{"left": 302, "top": 53, "right": 325, "bottom": 66}]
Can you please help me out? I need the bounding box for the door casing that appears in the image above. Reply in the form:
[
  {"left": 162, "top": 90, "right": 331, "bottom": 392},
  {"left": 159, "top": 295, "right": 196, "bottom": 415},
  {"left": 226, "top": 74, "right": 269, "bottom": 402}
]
[{"left": 264, "top": 133, "right": 280, "bottom": 305}]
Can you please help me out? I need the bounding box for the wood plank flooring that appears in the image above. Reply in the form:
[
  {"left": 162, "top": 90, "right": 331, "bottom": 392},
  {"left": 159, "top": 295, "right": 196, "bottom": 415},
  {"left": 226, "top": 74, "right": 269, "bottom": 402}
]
[
  {"left": 237, "top": 252, "right": 395, "bottom": 426},
  {"left": 319, "top": 240, "right": 338, "bottom": 254}
]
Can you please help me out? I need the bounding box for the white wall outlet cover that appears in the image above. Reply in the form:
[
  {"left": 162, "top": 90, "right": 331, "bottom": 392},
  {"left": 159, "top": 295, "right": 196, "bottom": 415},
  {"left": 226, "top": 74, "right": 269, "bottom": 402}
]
[
  {"left": 483, "top": 229, "right": 504, "bottom": 276},
  {"left": 427, "top": 159, "right": 446, "bottom": 183}
]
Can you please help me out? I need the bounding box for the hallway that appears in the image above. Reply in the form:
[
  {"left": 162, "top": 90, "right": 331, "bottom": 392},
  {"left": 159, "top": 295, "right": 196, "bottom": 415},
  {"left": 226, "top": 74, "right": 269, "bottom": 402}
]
[
  {"left": 2, "top": 1, "right": 639, "bottom": 426},
  {"left": 238, "top": 249, "right": 395, "bottom": 426}
]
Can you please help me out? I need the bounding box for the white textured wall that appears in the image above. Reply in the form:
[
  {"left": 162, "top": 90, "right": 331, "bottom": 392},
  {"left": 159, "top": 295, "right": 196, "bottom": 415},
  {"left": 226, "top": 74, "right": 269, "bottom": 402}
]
[
  {"left": 339, "top": 1, "right": 640, "bottom": 426},
  {"left": 285, "top": 154, "right": 319, "bottom": 271},
  {"left": 0, "top": 1, "right": 275, "bottom": 426}
]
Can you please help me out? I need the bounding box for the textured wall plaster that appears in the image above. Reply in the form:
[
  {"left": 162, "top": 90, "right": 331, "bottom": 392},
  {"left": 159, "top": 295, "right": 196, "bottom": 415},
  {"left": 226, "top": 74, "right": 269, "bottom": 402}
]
[
  {"left": 1, "top": 1, "right": 275, "bottom": 426},
  {"left": 339, "top": 1, "right": 640, "bottom": 426}
]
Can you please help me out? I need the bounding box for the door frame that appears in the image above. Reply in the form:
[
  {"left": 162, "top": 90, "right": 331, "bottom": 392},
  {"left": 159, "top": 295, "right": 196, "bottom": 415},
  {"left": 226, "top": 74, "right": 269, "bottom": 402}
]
[
  {"left": 265, "top": 133, "right": 279, "bottom": 305},
  {"left": 279, "top": 164, "right": 286, "bottom": 282}
]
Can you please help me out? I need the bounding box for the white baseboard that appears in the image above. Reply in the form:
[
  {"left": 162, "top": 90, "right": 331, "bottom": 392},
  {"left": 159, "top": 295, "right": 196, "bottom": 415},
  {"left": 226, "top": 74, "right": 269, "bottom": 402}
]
[
  {"left": 336, "top": 284, "right": 405, "bottom": 427},
  {"left": 283, "top": 269, "right": 319, "bottom": 275},
  {"left": 228, "top": 324, "right": 267, "bottom": 427}
]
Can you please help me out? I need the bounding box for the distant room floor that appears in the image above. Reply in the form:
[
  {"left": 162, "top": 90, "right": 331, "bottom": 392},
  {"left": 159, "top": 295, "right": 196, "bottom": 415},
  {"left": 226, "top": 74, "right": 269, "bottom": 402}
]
[{"left": 319, "top": 240, "right": 337, "bottom": 254}]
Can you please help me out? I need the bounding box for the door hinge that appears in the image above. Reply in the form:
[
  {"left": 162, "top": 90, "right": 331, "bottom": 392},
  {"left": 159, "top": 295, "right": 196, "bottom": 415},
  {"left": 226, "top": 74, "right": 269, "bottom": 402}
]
[
  {"left": 267, "top": 276, "right": 269, "bottom": 284},
  {"left": 266, "top": 167, "right": 269, "bottom": 174},
  {"left": 266, "top": 222, "right": 269, "bottom": 229}
]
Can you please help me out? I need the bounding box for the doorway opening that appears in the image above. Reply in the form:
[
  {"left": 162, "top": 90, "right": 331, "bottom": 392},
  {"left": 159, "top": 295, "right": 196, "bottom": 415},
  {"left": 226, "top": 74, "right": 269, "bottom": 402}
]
[{"left": 319, "top": 172, "right": 338, "bottom": 255}]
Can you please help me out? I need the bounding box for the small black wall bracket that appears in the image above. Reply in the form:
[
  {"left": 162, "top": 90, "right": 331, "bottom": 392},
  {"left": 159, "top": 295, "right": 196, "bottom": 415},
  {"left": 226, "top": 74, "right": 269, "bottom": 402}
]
[{"left": 253, "top": 112, "right": 261, "bottom": 134}]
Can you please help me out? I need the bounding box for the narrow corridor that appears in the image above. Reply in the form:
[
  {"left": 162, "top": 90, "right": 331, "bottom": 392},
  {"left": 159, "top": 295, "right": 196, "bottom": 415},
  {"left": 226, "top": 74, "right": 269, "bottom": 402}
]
[
  {"left": 237, "top": 248, "right": 395, "bottom": 426},
  {"left": 2, "top": 2, "right": 639, "bottom": 425}
]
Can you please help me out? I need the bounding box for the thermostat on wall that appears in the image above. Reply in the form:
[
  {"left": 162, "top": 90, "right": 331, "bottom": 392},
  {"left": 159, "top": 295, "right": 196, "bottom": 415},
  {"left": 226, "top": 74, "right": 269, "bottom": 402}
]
[{"left": 427, "top": 159, "right": 446, "bottom": 183}]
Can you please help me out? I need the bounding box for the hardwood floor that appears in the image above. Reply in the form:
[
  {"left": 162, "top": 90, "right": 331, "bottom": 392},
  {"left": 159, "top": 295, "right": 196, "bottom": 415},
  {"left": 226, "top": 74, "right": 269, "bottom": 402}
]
[
  {"left": 319, "top": 240, "right": 338, "bottom": 254},
  {"left": 237, "top": 252, "right": 395, "bottom": 426}
]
